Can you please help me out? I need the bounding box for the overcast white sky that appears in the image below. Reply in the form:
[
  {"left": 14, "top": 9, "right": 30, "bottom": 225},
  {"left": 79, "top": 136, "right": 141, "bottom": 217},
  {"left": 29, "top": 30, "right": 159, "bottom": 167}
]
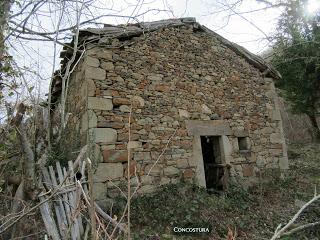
[
  {"left": 145, "top": 0, "right": 282, "bottom": 53},
  {"left": 83, "top": 0, "right": 283, "bottom": 53},
  {"left": 8, "top": 0, "right": 320, "bottom": 98}
]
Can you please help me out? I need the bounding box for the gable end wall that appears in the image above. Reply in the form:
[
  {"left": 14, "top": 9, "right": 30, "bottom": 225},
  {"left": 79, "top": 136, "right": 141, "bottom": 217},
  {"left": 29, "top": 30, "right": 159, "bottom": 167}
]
[{"left": 62, "top": 25, "right": 288, "bottom": 200}]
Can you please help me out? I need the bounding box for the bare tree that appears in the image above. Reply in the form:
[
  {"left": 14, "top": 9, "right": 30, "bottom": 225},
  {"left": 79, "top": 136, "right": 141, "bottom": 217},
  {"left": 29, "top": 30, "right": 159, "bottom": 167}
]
[{"left": 0, "top": 1, "right": 172, "bottom": 238}]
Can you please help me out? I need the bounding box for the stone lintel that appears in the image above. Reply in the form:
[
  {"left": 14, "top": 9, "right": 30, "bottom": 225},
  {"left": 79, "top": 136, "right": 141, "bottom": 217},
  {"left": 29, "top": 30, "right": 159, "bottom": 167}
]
[{"left": 185, "top": 120, "right": 232, "bottom": 136}]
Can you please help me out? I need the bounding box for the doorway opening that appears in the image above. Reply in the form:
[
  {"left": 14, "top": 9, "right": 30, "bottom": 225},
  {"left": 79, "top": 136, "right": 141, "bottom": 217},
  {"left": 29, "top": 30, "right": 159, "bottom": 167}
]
[{"left": 200, "top": 136, "right": 225, "bottom": 190}]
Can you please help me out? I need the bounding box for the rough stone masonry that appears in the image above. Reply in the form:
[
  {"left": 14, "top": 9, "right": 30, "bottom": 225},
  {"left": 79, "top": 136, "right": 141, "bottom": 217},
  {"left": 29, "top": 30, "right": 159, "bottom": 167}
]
[{"left": 50, "top": 18, "right": 288, "bottom": 205}]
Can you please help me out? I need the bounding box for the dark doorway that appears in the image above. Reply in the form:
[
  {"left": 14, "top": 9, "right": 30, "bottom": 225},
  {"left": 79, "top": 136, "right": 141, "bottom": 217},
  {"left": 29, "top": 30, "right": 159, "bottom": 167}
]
[{"left": 200, "top": 136, "right": 225, "bottom": 190}]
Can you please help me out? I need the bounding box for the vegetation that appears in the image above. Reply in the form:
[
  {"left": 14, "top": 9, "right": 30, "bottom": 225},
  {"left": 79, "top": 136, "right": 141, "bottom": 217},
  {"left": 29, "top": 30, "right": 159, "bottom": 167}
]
[
  {"left": 108, "top": 143, "right": 320, "bottom": 239},
  {"left": 271, "top": 0, "right": 320, "bottom": 140}
]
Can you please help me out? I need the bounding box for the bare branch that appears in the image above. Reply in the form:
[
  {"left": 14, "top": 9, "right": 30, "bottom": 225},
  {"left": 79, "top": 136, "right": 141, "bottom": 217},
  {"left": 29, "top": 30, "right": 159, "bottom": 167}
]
[
  {"left": 271, "top": 194, "right": 320, "bottom": 239},
  {"left": 282, "top": 221, "right": 320, "bottom": 237}
]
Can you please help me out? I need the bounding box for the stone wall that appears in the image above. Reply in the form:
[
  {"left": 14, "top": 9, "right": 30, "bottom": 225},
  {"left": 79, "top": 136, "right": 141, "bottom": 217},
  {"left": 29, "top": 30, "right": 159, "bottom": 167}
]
[
  {"left": 52, "top": 67, "right": 88, "bottom": 162},
  {"left": 62, "top": 25, "right": 287, "bottom": 202}
]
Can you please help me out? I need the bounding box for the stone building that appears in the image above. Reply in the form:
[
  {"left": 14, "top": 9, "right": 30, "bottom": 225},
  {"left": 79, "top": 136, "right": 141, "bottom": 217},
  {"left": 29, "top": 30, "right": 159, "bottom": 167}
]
[{"left": 50, "top": 18, "right": 288, "bottom": 201}]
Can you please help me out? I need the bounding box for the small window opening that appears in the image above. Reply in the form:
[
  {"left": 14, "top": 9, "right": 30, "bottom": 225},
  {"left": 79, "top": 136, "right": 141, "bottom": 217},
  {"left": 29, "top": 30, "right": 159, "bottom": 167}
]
[
  {"left": 200, "top": 136, "right": 225, "bottom": 191},
  {"left": 238, "top": 137, "right": 250, "bottom": 151}
]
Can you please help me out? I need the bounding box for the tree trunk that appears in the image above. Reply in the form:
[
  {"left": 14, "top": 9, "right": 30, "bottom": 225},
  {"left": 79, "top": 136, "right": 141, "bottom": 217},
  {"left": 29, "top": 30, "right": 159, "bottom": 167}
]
[
  {"left": 10, "top": 180, "right": 24, "bottom": 239},
  {"left": 0, "top": 0, "right": 12, "bottom": 57},
  {"left": 308, "top": 112, "right": 320, "bottom": 142},
  {"left": 17, "top": 124, "right": 35, "bottom": 181},
  {"left": 8, "top": 103, "right": 36, "bottom": 237},
  {"left": 11, "top": 103, "right": 36, "bottom": 181}
]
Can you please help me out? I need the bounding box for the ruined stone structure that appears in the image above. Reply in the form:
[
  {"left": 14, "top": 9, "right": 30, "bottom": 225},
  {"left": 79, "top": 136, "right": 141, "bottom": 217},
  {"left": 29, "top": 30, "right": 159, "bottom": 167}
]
[{"left": 50, "top": 18, "right": 288, "bottom": 202}]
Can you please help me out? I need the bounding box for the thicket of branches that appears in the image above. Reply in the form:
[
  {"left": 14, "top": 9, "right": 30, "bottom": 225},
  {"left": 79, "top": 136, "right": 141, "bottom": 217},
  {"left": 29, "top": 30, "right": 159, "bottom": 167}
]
[{"left": 0, "top": 1, "right": 172, "bottom": 239}]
